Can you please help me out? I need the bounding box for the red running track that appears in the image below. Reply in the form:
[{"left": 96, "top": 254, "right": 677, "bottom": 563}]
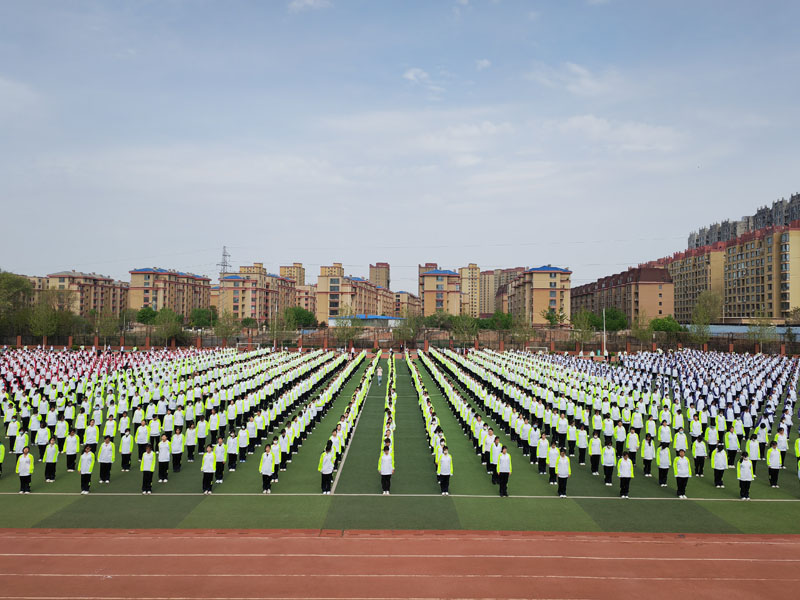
[{"left": 1, "top": 529, "right": 799, "bottom": 599}]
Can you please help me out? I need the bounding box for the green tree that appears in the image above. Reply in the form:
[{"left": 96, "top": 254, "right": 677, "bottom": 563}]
[
  {"left": 137, "top": 306, "right": 158, "bottom": 325},
  {"left": 393, "top": 311, "right": 425, "bottom": 347},
  {"left": 120, "top": 308, "right": 138, "bottom": 331},
  {"left": 747, "top": 311, "right": 778, "bottom": 351},
  {"left": 588, "top": 307, "right": 628, "bottom": 331},
  {"left": 424, "top": 311, "right": 455, "bottom": 330},
  {"left": 631, "top": 311, "right": 653, "bottom": 345},
  {"left": 540, "top": 307, "right": 568, "bottom": 328},
  {"left": 333, "top": 309, "right": 365, "bottom": 347},
  {"left": 452, "top": 314, "right": 478, "bottom": 345},
  {"left": 689, "top": 290, "right": 722, "bottom": 345},
  {"left": 570, "top": 309, "right": 596, "bottom": 351},
  {"left": 153, "top": 308, "right": 183, "bottom": 344},
  {"left": 241, "top": 317, "right": 258, "bottom": 336},
  {"left": 29, "top": 300, "right": 57, "bottom": 340},
  {"left": 0, "top": 272, "right": 34, "bottom": 336},
  {"left": 478, "top": 311, "right": 512, "bottom": 331},
  {"left": 214, "top": 311, "right": 241, "bottom": 343},
  {"left": 650, "top": 315, "right": 683, "bottom": 332},
  {"left": 284, "top": 306, "right": 316, "bottom": 328},
  {"left": 509, "top": 316, "right": 536, "bottom": 347},
  {"left": 97, "top": 310, "right": 120, "bottom": 344},
  {"left": 189, "top": 308, "right": 214, "bottom": 328}
]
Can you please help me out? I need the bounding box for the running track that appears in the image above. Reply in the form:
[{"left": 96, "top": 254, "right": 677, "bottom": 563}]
[{"left": 1, "top": 529, "right": 798, "bottom": 599}]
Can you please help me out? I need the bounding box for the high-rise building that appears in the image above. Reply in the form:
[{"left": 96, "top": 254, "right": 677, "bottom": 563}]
[
  {"left": 394, "top": 291, "right": 422, "bottom": 317},
  {"left": 216, "top": 262, "right": 296, "bottom": 323},
  {"left": 129, "top": 268, "right": 210, "bottom": 317},
  {"left": 419, "top": 268, "right": 461, "bottom": 316},
  {"left": 40, "top": 271, "right": 129, "bottom": 317},
  {"left": 296, "top": 284, "right": 317, "bottom": 316},
  {"left": 320, "top": 262, "right": 345, "bottom": 278},
  {"left": 459, "top": 263, "right": 480, "bottom": 318},
  {"left": 571, "top": 267, "right": 672, "bottom": 327},
  {"left": 479, "top": 270, "right": 496, "bottom": 316},
  {"left": 316, "top": 267, "right": 392, "bottom": 324},
  {"left": 369, "top": 262, "right": 390, "bottom": 290},
  {"left": 418, "top": 263, "right": 439, "bottom": 298},
  {"left": 508, "top": 266, "right": 572, "bottom": 326},
  {"left": 279, "top": 262, "right": 306, "bottom": 286}
]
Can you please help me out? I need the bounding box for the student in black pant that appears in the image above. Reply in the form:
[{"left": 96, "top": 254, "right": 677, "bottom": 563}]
[{"left": 140, "top": 444, "right": 155, "bottom": 494}]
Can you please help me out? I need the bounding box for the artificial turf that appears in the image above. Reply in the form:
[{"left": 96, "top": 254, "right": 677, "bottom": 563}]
[{"left": 1, "top": 358, "right": 799, "bottom": 533}]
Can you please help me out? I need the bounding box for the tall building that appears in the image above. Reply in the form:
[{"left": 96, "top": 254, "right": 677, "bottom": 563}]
[
  {"left": 296, "top": 284, "right": 317, "bottom": 316},
  {"left": 418, "top": 263, "right": 439, "bottom": 298},
  {"left": 688, "top": 192, "right": 800, "bottom": 249},
  {"left": 129, "top": 268, "right": 210, "bottom": 317},
  {"left": 369, "top": 262, "right": 390, "bottom": 290},
  {"left": 41, "top": 271, "right": 129, "bottom": 317},
  {"left": 316, "top": 267, "right": 392, "bottom": 324},
  {"left": 279, "top": 262, "right": 306, "bottom": 286},
  {"left": 394, "top": 291, "right": 422, "bottom": 317},
  {"left": 320, "top": 262, "right": 345, "bottom": 278},
  {"left": 419, "top": 268, "right": 461, "bottom": 316},
  {"left": 508, "top": 266, "right": 572, "bottom": 326},
  {"left": 458, "top": 263, "right": 480, "bottom": 318},
  {"left": 479, "top": 270, "right": 496, "bottom": 316},
  {"left": 216, "top": 262, "right": 296, "bottom": 323},
  {"left": 571, "top": 267, "right": 672, "bottom": 327}
]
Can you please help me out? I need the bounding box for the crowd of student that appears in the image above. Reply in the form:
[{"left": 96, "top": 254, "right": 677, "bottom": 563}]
[
  {"left": 1, "top": 346, "right": 364, "bottom": 494},
  {"left": 422, "top": 346, "right": 799, "bottom": 500}
]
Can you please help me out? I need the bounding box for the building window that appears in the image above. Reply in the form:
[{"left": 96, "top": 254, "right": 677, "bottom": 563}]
[
  {"left": 436, "top": 293, "right": 443, "bottom": 299},
  {"left": 436, "top": 284, "right": 444, "bottom": 290},
  {"left": 435, "top": 300, "right": 444, "bottom": 308},
  {"left": 550, "top": 282, "right": 556, "bottom": 288},
  {"left": 436, "top": 276, "right": 444, "bottom": 282},
  {"left": 549, "top": 300, "right": 556, "bottom": 307},
  {"left": 330, "top": 285, "right": 339, "bottom": 292},
  {"left": 549, "top": 291, "right": 556, "bottom": 297}
]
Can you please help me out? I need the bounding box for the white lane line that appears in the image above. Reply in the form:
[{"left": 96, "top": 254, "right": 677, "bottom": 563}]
[
  {"left": 0, "top": 553, "right": 796, "bottom": 562},
  {"left": 331, "top": 380, "right": 372, "bottom": 494}
]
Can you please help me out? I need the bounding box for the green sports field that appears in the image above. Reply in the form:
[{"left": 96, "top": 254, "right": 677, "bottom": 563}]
[{"left": 2, "top": 358, "right": 800, "bottom": 533}]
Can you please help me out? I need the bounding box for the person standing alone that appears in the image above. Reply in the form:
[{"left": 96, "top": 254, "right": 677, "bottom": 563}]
[{"left": 378, "top": 445, "right": 394, "bottom": 495}]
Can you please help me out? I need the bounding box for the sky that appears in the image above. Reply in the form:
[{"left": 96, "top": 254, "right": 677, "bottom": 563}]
[{"left": 1, "top": 0, "right": 799, "bottom": 292}]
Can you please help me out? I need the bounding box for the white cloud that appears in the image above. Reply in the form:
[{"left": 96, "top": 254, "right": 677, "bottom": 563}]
[
  {"left": 402, "top": 68, "right": 445, "bottom": 97},
  {"left": 527, "top": 61, "right": 626, "bottom": 97},
  {"left": 403, "top": 68, "right": 429, "bottom": 84},
  {"left": 476, "top": 59, "right": 491, "bottom": 71},
  {"left": 288, "top": 0, "right": 331, "bottom": 13},
  {"left": 555, "top": 114, "right": 684, "bottom": 152}
]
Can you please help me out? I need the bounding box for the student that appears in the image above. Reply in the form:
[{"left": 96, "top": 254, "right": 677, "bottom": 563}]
[
  {"left": 64, "top": 430, "right": 80, "bottom": 472},
  {"left": 711, "top": 445, "right": 728, "bottom": 488},
  {"left": 140, "top": 444, "right": 155, "bottom": 494},
  {"left": 0, "top": 441, "right": 5, "bottom": 477},
  {"left": 97, "top": 436, "right": 115, "bottom": 484},
  {"left": 214, "top": 437, "right": 226, "bottom": 483},
  {"left": 79, "top": 445, "right": 95, "bottom": 494},
  {"left": 185, "top": 423, "right": 197, "bottom": 463},
  {"left": 171, "top": 427, "right": 185, "bottom": 473},
  {"left": 226, "top": 431, "right": 239, "bottom": 472},
  {"left": 673, "top": 448, "right": 691, "bottom": 499},
  {"left": 602, "top": 441, "right": 616, "bottom": 487},
  {"left": 766, "top": 441, "right": 782, "bottom": 488},
  {"left": 378, "top": 445, "right": 394, "bottom": 495},
  {"left": 588, "top": 431, "right": 601, "bottom": 475},
  {"left": 547, "top": 440, "right": 560, "bottom": 485},
  {"left": 157, "top": 434, "right": 170, "bottom": 483},
  {"left": 737, "top": 452, "right": 754, "bottom": 500},
  {"left": 318, "top": 440, "right": 335, "bottom": 495},
  {"left": 259, "top": 444, "right": 275, "bottom": 494},
  {"left": 555, "top": 448, "right": 570, "bottom": 498},
  {"left": 119, "top": 429, "right": 133, "bottom": 472},
  {"left": 617, "top": 451, "right": 634, "bottom": 498},
  {"left": 437, "top": 446, "right": 453, "bottom": 495},
  {"left": 490, "top": 437, "right": 502, "bottom": 484},
  {"left": 657, "top": 444, "right": 671, "bottom": 487},
  {"left": 692, "top": 436, "right": 708, "bottom": 477},
  {"left": 536, "top": 435, "right": 550, "bottom": 475},
  {"left": 497, "top": 445, "right": 512, "bottom": 497},
  {"left": 577, "top": 425, "right": 588, "bottom": 465},
  {"left": 641, "top": 433, "right": 655, "bottom": 477},
  {"left": 201, "top": 444, "right": 215, "bottom": 495},
  {"left": 43, "top": 438, "right": 59, "bottom": 482},
  {"left": 16, "top": 446, "right": 33, "bottom": 494}
]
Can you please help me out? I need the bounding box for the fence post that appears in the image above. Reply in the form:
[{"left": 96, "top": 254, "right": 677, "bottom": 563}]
[
  {"left": 424, "top": 339, "right": 429, "bottom": 352},
  {"left": 68, "top": 335, "right": 73, "bottom": 348},
  {"left": 247, "top": 336, "right": 252, "bottom": 351},
  {"left": 474, "top": 338, "right": 479, "bottom": 350},
  {"left": 651, "top": 341, "right": 657, "bottom": 352},
  {"left": 196, "top": 337, "right": 202, "bottom": 349},
  {"left": 120, "top": 335, "right": 125, "bottom": 348},
  {"left": 323, "top": 333, "right": 328, "bottom": 350},
  {"left": 754, "top": 343, "right": 760, "bottom": 354},
  {"left": 499, "top": 339, "right": 504, "bottom": 352},
  {"left": 780, "top": 343, "right": 786, "bottom": 356},
  {"left": 626, "top": 340, "right": 631, "bottom": 353},
  {"left": 94, "top": 335, "right": 99, "bottom": 348},
  {"left": 145, "top": 336, "right": 151, "bottom": 350},
  {"left": 549, "top": 339, "right": 555, "bottom": 352},
  {"left": 703, "top": 343, "right": 708, "bottom": 352},
  {"left": 728, "top": 342, "right": 734, "bottom": 353}
]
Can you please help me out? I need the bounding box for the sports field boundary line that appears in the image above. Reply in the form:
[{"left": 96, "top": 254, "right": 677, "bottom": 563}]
[
  {"left": 1, "top": 491, "right": 798, "bottom": 502},
  {"left": 331, "top": 378, "right": 372, "bottom": 493}
]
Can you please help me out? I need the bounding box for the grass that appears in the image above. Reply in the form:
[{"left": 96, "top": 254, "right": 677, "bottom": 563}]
[{"left": 1, "top": 358, "right": 799, "bottom": 533}]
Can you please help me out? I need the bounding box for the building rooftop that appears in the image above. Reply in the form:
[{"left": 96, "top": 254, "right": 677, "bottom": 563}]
[
  {"left": 526, "top": 266, "right": 572, "bottom": 274},
  {"left": 420, "top": 269, "right": 459, "bottom": 276},
  {"left": 47, "top": 270, "right": 114, "bottom": 281},
  {"left": 130, "top": 267, "right": 210, "bottom": 280}
]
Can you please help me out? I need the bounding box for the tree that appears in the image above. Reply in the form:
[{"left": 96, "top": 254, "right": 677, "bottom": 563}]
[
  {"left": 747, "top": 311, "right": 778, "bottom": 351},
  {"left": 424, "top": 311, "right": 455, "bottom": 330},
  {"left": 29, "top": 300, "right": 57, "bottom": 340},
  {"left": 214, "top": 311, "right": 241, "bottom": 343},
  {"left": 570, "top": 309, "right": 596, "bottom": 351},
  {"left": 393, "top": 311, "right": 425, "bottom": 347},
  {"left": 241, "top": 318, "right": 258, "bottom": 336},
  {"left": 690, "top": 290, "right": 722, "bottom": 345},
  {"left": 651, "top": 315, "right": 683, "bottom": 332},
  {"left": 153, "top": 308, "right": 183, "bottom": 344},
  {"left": 451, "top": 315, "right": 478, "bottom": 345},
  {"left": 120, "top": 308, "right": 138, "bottom": 331},
  {"left": 137, "top": 306, "right": 158, "bottom": 325},
  {"left": 284, "top": 306, "right": 316, "bottom": 329},
  {"left": 587, "top": 307, "right": 628, "bottom": 332},
  {"left": 478, "top": 311, "right": 513, "bottom": 331},
  {"left": 631, "top": 311, "right": 653, "bottom": 345},
  {"left": 0, "top": 272, "right": 34, "bottom": 337},
  {"left": 540, "top": 308, "right": 568, "bottom": 328},
  {"left": 333, "top": 309, "right": 365, "bottom": 347},
  {"left": 189, "top": 308, "right": 214, "bottom": 328},
  {"left": 509, "top": 316, "right": 536, "bottom": 347},
  {"left": 97, "top": 310, "right": 120, "bottom": 344},
  {"left": 267, "top": 313, "right": 286, "bottom": 347}
]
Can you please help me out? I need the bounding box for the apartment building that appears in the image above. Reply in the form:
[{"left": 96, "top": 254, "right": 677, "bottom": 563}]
[
  {"left": 279, "top": 262, "right": 306, "bottom": 286},
  {"left": 129, "top": 268, "right": 211, "bottom": 317},
  {"left": 369, "top": 262, "right": 390, "bottom": 290},
  {"left": 216, "top": 263, "right": 296, "bottom": 323},
  {"left": 571, "top": 266, "right": 673, "bottom": 326},
  {"left": 479, "top": 267, "right": 525, "bottom": 316},
  {"left": 316, "top": 269, "right": 393, "bottom": 323},
  {"left": 394, "top": 291, "right": 422, "bottom": 317},
  {"left": 296, "top": 284, "right": 317, "bottom": 315},
  {"left": 459, "top": 263, "right": 480, "bottom": 318},
  {"left": 41, "top": 271, "right": 129, "bottom": 317},
  {"left": 419, "top": 269, "right": 461, "bottom": 316},
  {"left": 508, "top": 266, "right": 572, "bottom": 326}
]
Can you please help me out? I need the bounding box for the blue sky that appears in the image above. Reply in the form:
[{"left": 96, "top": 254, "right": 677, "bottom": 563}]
[{"left": 1, "top": 0, "right": 798, "bottom": 292}]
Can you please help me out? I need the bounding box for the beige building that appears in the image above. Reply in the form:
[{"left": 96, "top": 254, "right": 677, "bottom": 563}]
[
  {"left": 394, "top": 291, "right": 422, "bottom": 317},
  {"left": 320, "top": 262, "right": 345, "bottom": 278},
  {"left": 129, "top": 268, "right": 210, "bottom": 317},
  {"left": 217, "top": 263, "right": 296, "bottom": 323},
  {"left": 279, "top": 262, "right": 306, "bottom": 286},
  {"left": 459, "top": 263, "right": 480, "bottom": 318},
  {"left": 479, "top": 267, "right": 525, "bottom": 316},
  {"left": 419, "top": 268, "right": 461, "bottom": 316},
  {"left": 418, "top": 263, "right": 439, "bottom": 298},
  {"left": 571, "top": 266, "right": 672, "bottom": 326},
  {"left": 296, "top": 284, "right": 317, "bottom": 315},
  {"left": 369, "top": 262, "right": 390, "bottom": 290},
  {"left": 508, "top": 266, "right": 572, "bottom": 326},
  {"left": 648, "top": 222, "right": 800, "bottom": 323},
  {"left": 316, "top": 268, "right": 393, "bottom": 323},
  {"left": 35, "top": 271, "right": 130, "bottom": 317}
]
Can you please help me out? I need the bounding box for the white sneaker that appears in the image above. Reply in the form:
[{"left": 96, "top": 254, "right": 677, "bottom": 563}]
[
  {"left": 266, "top": 489, "right": 271, "bottom": 494},
  {"left": 262, "top": 490, "right": 267, "bottom": 494}
]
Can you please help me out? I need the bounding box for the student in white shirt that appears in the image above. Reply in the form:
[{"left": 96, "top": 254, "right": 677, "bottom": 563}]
[
  {"left": 378, "top": 445, "right": 394, "bottom": 495},
  {"left": 201, "top": 444, "right": 215, "bottom": 494},
  {"left": 737, "top": 452, "right": 754, "bottom": 500},
  {"left": 437, "top": 446, "right": 453, "bottom": 495},
  {"left": 673, "top": 448, "right": 692, "bottom": 498},
  {"left": 318, "top": 441, "right": 335, "bottom": 494},
  {"left": 259, "top": 444, "right": 275, "bottom": 494},
  {"left": 157, "top": 434, "right": 171, "bottom": 483},
  {"left": 555, "top": 448, "right": 570, "bottom": 498},
  {"left": 497, "top": 446, "right": 512, "bottom": 497},
  {"left": 617, "top": 451, "right": 634, "bottom": 498},
  {"left": 16, "top": 446, "right": 34, "bottom": 494},
  {"left": 140, "top": 444, "right": 156, "bottom": 494}
]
